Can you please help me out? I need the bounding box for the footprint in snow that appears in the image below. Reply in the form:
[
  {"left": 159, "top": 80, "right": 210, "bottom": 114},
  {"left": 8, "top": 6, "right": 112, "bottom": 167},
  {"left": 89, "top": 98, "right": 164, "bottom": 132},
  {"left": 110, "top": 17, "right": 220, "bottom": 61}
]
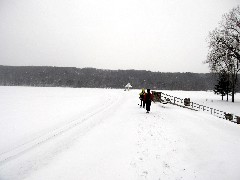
[
  {"left": 141, "top": 171, "right": 148, "bottom": 178},
  {"left": 163, "top": 162, "right": 170, "bottom": 168}
]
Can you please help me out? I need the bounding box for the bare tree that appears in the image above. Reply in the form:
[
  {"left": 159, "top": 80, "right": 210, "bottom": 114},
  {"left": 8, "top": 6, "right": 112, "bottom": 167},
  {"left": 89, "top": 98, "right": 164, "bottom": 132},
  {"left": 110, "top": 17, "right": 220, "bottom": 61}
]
[{"left": 205, "top": 6, "right": 240, "bottom": 102}]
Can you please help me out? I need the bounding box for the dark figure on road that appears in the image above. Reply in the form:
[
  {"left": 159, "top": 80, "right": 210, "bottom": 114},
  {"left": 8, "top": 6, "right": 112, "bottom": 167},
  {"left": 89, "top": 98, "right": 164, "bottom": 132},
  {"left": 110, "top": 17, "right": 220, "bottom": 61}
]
[
  {"left": 144, "top": 89, "right": 153, "bottom": 113},
  {"left": 139, "top": 88, "right": 146, "bottom": 108}
]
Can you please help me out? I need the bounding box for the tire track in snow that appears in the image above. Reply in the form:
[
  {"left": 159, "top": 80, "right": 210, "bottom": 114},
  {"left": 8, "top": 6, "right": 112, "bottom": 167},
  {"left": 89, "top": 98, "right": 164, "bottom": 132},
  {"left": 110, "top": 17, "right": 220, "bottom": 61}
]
[{"left": 0, "top": 91, "right": 122, "bottom": 165}]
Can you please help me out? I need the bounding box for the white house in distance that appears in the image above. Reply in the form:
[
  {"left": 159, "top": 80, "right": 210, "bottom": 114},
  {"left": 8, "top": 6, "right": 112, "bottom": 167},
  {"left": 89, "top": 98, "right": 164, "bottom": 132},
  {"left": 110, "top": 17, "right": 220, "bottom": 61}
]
[{"left": 125, "top": 83, "right": 132, "bottom": 91}]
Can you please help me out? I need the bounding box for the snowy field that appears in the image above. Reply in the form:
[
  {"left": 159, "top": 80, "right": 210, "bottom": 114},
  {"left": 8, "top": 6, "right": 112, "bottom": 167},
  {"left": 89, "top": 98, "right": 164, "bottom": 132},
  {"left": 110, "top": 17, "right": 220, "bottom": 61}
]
[{"left": 0, "top": 86, "right": 240, "bottom": 180}]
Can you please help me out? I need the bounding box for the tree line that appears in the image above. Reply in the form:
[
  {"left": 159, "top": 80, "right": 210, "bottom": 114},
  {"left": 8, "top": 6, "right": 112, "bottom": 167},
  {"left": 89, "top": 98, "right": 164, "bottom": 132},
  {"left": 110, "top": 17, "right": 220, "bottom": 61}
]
[{"left": 0, "top": 65, "right": 226, "bottom": 91}]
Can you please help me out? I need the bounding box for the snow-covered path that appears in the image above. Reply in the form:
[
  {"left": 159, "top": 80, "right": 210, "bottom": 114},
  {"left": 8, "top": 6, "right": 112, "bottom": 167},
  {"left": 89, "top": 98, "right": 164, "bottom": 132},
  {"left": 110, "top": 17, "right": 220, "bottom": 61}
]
[{"left": 0, "top": 87, "right": 240, "bottom": 180}]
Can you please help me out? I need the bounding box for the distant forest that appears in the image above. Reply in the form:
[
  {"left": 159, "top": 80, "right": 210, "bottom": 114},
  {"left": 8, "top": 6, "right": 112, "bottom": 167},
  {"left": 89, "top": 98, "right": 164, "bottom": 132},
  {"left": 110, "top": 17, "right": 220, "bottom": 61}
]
[{"left": 0, "top": 65, "right": 239, "bottom": 91}]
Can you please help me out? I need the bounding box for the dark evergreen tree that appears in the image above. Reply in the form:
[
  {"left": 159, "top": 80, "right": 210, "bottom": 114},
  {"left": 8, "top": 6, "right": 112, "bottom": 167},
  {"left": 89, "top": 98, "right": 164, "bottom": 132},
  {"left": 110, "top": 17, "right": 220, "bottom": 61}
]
[{"left": 214, "top": 72, "right": 231, "bottom": 100}]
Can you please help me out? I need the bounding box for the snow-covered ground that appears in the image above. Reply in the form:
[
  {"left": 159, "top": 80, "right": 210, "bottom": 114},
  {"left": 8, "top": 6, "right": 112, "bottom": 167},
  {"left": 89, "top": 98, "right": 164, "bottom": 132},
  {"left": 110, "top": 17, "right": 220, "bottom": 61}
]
[{"left": 0, "top": 86, "right": 240, "bottom": 180}]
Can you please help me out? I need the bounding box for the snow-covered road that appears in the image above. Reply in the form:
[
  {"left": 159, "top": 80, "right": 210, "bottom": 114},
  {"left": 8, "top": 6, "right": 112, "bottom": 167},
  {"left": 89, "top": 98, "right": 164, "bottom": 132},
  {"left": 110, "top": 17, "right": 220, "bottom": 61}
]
[{"left": 0, "top": 87, "right": 240, "bottom": 180}]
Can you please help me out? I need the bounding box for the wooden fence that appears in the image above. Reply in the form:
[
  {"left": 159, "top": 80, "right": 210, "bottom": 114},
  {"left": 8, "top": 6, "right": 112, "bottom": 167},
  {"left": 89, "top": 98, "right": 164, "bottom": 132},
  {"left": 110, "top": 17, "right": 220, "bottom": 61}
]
[{"left": 152, "top": 91, "right": 240, "bottom": 124}]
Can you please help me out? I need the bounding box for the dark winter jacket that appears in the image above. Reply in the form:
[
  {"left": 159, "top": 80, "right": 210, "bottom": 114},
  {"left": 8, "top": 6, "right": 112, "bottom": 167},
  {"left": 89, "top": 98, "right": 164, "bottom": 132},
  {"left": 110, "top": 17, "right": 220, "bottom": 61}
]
[
  {"left": 139, "top": 88, "right": 145, "bottom": 100},
  {"left": 144, "top": 92, "right": 153, "bottom": 104}
]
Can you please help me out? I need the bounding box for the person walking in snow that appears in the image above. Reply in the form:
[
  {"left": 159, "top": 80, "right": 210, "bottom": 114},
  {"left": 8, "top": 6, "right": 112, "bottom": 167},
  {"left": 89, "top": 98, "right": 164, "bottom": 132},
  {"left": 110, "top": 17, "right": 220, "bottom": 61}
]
[
  {"left": 139, "top": 88, "right": 146, "bottom": 108},
  {"left": 144, "top": 89, "right": 153, "bottom": 113}
]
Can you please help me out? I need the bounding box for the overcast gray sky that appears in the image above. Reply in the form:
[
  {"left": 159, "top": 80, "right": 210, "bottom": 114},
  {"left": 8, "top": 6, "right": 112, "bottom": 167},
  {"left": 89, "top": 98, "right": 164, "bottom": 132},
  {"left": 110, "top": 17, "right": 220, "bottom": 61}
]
[{"left": 0, "top": 0, "right": 239, "bottom": 72}]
